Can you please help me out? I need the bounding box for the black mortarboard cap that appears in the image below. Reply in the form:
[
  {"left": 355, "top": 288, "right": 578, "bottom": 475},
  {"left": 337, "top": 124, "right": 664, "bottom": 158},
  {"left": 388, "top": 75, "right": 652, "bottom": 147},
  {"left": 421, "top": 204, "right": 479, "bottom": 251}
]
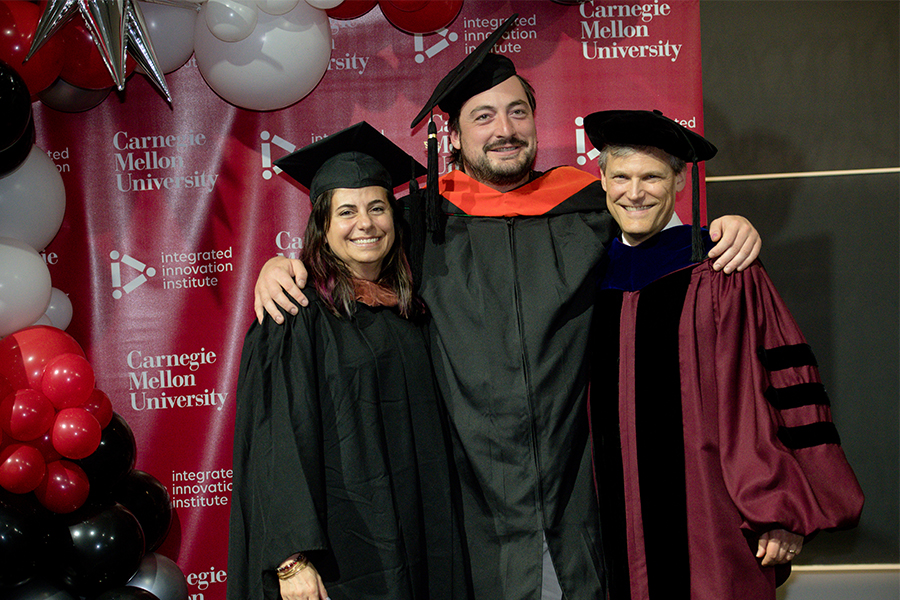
[
  {"left": 274, "top": 121, "right": 425, "bottom": 201},
  {"left": 409, "top": 13, "right": 520, "bottom": 251},
  {"left": 583, "top": 109, "right": 718, "bottom": 261},
  {"left": 410, "top": 13, "right": 519, "bottom": 129}
]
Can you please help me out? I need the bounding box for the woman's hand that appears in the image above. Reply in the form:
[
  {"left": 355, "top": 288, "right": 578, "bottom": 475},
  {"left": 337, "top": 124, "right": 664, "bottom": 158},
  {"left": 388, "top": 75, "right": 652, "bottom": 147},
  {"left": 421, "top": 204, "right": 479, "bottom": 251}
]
[{"left": 277, "top": 556, "right": 328, "bottom": 600}]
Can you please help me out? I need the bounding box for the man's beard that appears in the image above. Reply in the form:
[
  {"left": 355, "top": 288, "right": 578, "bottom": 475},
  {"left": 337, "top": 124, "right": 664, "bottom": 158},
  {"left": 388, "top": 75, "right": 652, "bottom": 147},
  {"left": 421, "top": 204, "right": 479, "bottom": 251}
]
[{"left": 460, "top": 136, "right": 536, "bottom": 188}]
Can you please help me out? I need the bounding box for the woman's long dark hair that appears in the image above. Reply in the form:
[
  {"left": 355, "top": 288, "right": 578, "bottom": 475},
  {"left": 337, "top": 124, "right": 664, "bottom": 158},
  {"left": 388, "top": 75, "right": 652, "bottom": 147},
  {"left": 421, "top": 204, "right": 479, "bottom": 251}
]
[{"left": 301, "top": 188, "right": 420, "bottom": 319}]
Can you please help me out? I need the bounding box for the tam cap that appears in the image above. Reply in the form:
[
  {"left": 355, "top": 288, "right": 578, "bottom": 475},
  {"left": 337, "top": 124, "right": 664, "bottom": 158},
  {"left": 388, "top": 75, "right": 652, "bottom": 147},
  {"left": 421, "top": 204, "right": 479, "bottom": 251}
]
[
  {"left": 583, "top": 109, "right": 718, "bottom": 261},
  {"left": 583, "top": 109, "right": 717, "bottom": 163},
  {"left": 274, "top": 121, "right": 425, "bottom": 201},
  {"left": 410, "top": 14, "right": 520, "bottom": 129}
]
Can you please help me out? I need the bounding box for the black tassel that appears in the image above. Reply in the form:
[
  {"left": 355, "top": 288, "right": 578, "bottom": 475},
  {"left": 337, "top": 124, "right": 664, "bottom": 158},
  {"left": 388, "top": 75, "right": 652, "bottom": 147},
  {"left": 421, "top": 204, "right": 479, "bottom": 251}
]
[
  {"left": 690, "top": 161, "right": 704, "bottom": 263},
  {"left": 425, "top": 118, "right": 445, "bottom": 244}
]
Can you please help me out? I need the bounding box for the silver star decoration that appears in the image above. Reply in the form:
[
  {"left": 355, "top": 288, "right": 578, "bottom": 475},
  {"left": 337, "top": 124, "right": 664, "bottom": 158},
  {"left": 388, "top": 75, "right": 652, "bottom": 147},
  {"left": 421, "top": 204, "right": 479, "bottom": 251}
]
[{"left": 26, "top": 0, "right": 195, "bottom": 102}]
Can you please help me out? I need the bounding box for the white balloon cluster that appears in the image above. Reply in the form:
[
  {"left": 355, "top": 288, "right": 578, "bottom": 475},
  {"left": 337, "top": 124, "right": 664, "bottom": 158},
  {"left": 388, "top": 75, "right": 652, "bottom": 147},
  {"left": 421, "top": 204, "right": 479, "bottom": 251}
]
[
  {"left": 0, "top": 149, "right": 70, "bottom": 336},
  {"left": 194, "top": 0, "right": 333, "bottom": 111},
  {"left": 138, "top": 0, "right": 337, "bottom": 111}
]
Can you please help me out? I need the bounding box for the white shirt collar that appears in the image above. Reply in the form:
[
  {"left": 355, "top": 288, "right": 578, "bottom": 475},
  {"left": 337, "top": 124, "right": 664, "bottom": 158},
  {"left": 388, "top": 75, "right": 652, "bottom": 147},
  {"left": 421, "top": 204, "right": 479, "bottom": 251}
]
[{"left": 621, "top": 212, "right": 684, "bottom": 247}]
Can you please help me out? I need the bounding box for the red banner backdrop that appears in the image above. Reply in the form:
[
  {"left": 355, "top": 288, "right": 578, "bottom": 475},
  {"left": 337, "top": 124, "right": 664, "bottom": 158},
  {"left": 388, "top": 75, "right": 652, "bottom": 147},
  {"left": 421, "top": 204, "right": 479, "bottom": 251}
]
[{"left": 30, "top": 1, "right": 705, "bottom": 598}]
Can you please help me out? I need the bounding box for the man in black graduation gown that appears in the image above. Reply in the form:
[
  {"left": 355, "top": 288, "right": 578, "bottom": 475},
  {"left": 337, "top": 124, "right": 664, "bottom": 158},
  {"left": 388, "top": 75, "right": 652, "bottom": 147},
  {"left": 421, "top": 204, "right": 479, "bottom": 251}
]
[{"left": 252, "top": 17, "right": 762, "bottom": 600}]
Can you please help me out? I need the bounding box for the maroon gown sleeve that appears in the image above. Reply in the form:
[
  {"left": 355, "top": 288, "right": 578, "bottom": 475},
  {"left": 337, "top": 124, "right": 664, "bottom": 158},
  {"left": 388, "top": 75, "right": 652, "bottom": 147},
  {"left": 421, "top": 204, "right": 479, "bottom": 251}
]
[{"left": 704, "top": 261, "right": 863, "bottom": 537}]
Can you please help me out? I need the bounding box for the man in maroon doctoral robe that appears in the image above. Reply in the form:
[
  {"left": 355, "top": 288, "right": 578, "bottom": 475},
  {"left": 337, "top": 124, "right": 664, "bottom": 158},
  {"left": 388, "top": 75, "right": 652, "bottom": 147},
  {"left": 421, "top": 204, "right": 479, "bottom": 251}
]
[{"left": 585, "top": 110, "right": 864, "bottom": 600}]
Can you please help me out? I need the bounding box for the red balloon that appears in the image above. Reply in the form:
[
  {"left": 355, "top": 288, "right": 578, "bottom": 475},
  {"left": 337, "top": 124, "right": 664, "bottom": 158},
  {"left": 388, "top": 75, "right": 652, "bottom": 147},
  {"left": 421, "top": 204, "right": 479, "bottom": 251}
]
[
  {"left": 41, "top": 353, "right": 95, "bottom": 410},
  {"left": 0, "top": 325, "right": 86, "bottom": 391},
  {"left": 58, "top": 20, "right": 136, "bottom": 90},
  {"left": 34, "top": 459, "right": 90, "bottom": 513},
  {"left": 327, "top": 0, "right": 377, "bottom": 19},
  {"left": 379, "top": 0, "right": 462, "bottom": 34},
  {"left": 384, "top": 0, "right": 428, "bottom": 10},
  {"left": 0, "top": 0, "right": 64, "bottom": 96},
  {"left": 29, "top": 429, "right": 62, "bottom": 462},
  {"left": 0, "top": 389, "right": 55, "bottom": 441},
  {"left": 0, "top": 442, "right": 46, "bottom": 493},
  {"left": 82, "top": 389, "right": 113, "bottom": 429},
  {"left": 52, "top": 408, "right": 101, "bottom": 460},
  {"left": 0, "top": 374, "right": 12, "bottom": 402}
]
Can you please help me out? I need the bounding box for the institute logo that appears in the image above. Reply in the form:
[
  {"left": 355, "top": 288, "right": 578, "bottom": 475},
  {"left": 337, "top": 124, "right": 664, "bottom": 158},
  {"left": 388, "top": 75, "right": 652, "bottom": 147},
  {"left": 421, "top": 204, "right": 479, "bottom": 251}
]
[
  {"left": 110, "top": 250, "right": 156, "bottom": 299},
  {"left": 109, "top": 248, "right": 234, "bottom": 298},
  {"left": 414, "top": 28, "right": 458, "bottom": 63},
  {"left": 259, "top": 131, "right": 297, "bottom": 181},
  {"left": 574, "top": 116, "right": 600, "bottom": 167}
]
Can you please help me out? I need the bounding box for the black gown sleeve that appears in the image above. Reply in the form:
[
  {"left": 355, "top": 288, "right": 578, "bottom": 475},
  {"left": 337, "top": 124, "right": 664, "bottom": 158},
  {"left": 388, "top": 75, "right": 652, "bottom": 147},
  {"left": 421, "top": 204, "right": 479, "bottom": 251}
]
[{"left": 227, "top": 302, "right": 328, "bottom": 600}]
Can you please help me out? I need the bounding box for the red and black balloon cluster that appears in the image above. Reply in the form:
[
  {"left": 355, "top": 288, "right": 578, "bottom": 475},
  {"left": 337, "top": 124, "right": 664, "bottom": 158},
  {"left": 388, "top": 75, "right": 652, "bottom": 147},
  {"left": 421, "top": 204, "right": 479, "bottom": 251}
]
[{"left": 0, "top": 326, "right": 175, "bottom": 599}]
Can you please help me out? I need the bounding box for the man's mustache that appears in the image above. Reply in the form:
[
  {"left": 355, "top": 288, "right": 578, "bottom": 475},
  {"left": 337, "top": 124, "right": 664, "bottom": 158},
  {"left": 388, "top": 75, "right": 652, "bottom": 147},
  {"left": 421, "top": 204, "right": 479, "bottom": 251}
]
[{"left": 484, "top": 137, "right": 528, "bottom": 152}]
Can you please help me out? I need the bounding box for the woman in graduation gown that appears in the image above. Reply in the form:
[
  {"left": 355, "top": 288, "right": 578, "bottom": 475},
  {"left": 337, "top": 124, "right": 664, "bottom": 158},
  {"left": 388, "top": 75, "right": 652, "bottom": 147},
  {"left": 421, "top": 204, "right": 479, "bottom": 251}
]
[{"left": 228, "top": 123, "right": 469, "bottom": 600}]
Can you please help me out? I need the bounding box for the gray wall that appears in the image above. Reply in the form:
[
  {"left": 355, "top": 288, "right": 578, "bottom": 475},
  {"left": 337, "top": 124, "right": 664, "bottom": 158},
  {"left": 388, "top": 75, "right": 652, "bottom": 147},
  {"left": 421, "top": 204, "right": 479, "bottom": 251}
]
[{"left": 700, "top": 0, "right": 899, "bottom": 567}]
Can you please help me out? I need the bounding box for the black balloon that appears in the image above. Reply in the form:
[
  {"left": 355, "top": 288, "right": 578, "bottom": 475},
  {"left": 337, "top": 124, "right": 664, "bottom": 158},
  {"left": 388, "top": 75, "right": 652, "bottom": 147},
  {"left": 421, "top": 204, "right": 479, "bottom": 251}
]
[
  {"left": 2, "top": 578, "right": 79, "bottom": 600},
  {"left": 114, "top": 470, "right": 173, "bottom": 553},
  {"left": 55, "top": 502, "right": 146, "bottom": 597},
  {"left": 91, "top": 586, "right": 160, "bottom": 600},
  {"left": 77, "top": 413, "right": 137, "bottom": 494},
  {"left": 0, "top": 59, "right": 32, "bottom": 152},
  {"left": 0, "top": 498, "right": 39, "bottom": 587},
  {"left": 126, "top": 553, "right": 187, "bottom": 600},
  {"left": 0, "top": 111, "right": 34, "bottom": 176}
]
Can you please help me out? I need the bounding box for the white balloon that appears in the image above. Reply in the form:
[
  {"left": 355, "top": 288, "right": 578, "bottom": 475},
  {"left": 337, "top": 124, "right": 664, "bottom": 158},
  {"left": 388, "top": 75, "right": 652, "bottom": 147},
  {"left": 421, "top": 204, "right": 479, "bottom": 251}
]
[
  {"left": 260, "top": 0, "right": 301, "bottom": 15},
  {"left": 45, "top": 287, "right": 73, "bottom": 331},
  {"left": 0, "top": 145, "right": 66, "bottom": 251},
  {"left": 32, "top": 314, "right": 52, "bottom": 326},
  {"left": 194, "top": 0, "right": 331, "bottom": 111},
  {"left": 205, "top": 0, "right": 259, "bottom": 43},
  {"left": 305, "top": 0, "right": 342, "bottom": 9},
  {"left": 137, "top": 1, "right": 199, "bottom": 73},
  {"left": 0, "top": 237, "right": 52, "bottom": 338}
]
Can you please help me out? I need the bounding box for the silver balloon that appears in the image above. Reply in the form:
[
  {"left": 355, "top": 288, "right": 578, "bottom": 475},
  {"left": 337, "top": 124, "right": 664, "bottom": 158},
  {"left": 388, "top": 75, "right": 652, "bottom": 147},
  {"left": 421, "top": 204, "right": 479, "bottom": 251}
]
[
  {"left": 126, "top": 553, "right": 188, "bottom": 600},
  {"left": 79, "top": 0, "right": 128, "bottom": 89},
  {"left": 26, "top": 0, "right": 79, "bottom": 60},
  {"left": 27, "top": 0, "right": 179, "bottom": 102},
  {"left": 126, "top": 0, "right": 171, "bottom": 101}
]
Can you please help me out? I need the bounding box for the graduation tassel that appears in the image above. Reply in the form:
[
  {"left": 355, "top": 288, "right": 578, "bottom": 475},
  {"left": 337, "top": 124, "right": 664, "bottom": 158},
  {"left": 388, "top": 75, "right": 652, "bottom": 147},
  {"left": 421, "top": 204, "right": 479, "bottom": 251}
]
[
  {"left": 690, "top": 161, "right": 704, "bottom": 263},
  {"left": 425, "top": 118, "right": 445, "bottom": 244}
]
